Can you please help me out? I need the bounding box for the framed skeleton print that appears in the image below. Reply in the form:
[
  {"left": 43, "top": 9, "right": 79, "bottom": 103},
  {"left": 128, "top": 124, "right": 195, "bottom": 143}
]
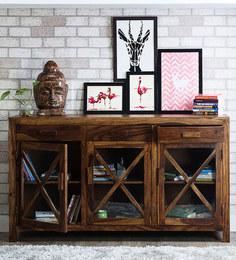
[
  {"left": 113, "top": 16, "right": 158, "bottom": 81},
  {"left": 158, "top": 49, "right": 202, "bottom": 114}
]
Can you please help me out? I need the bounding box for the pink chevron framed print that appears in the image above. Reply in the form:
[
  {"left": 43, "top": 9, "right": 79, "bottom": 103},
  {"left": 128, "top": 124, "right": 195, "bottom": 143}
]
[
  {"left": 127, "top": 72, "right": 156, "bottom": 114},
  {"left": 84, "top": 82, "right": 125, "bottom": 114},
  {"left": 158, "top": 49, "right": 202, "bottom": 114},
  {"left": 113, "top": 16, "right": 157, "bottom": 81}
]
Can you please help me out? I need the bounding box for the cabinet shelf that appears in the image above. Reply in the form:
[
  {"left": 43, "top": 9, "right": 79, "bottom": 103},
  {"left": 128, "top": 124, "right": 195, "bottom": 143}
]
[
  {"left": 93, "top": 180, "right": 144, "bottom": 185},
  {"left": 165, "top": 181, "right": 215, "bottom": 185},
  {"left": 24, "top": 180, "right": 81, "bottom": 185}
]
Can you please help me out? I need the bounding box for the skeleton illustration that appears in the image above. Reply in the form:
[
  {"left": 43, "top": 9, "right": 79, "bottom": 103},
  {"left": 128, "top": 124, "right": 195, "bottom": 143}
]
[{"left": 118, "top": 21, "right": 150, "bottom": 72}]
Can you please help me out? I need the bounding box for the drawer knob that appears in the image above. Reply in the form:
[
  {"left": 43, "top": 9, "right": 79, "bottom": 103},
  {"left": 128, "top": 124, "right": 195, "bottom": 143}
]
[{"left": 181, "top": 132, "right": 201, "bottom": 138}]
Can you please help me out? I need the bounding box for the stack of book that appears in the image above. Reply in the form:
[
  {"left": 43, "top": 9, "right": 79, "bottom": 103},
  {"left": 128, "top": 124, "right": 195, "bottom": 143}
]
[
  {"left": 35, "top": 211, "right": 57, "bottom": 223},
  {"left": 193, "top": 95, "right": 218, "bottom": 115},
  {"left": 167, "top": 204, "right": 212, "bottom": 218},
  {"left": 41, "top": 169, "right": 59, "bottom": 181},
  {"left": 102, "top": 201, "right": 142, "bottom": 219},
  {"left": 165, "top": 172, "right": 184, "bottom": 181},
  {"left": 22, "top": 158, "right": 35, "bottom": 182},
  {"left": 196, "top": 167, "right": 216, "bottom": 182},
  {"left": 93, "top": 164, "right": 116, "bottom": 182},
  {"left": 165, "top": 167, "right": 215, "bottom": 183},
  {"left": 67, "top": 194, "right": 81, "bottom": 224}
]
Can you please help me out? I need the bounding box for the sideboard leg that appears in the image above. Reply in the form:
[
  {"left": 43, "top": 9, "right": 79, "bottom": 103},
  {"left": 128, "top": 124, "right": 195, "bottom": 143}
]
[
  {"left": 9, "top": 228, "right": 17, "bottom": 242},
  {"left": 222, "top": 228, "right": 230, "bottom": 242}
]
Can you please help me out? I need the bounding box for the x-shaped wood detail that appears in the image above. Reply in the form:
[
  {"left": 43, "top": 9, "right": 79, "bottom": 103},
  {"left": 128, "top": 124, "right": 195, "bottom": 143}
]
[
  {"left": 164, "top": 149, "right": 216, "bottom": 216},
  {"left": 92, "top": 147, "right": 147, "bottom": 217},
  {"left": 22, "top": 151, "right": 61, "bottom": 221}
]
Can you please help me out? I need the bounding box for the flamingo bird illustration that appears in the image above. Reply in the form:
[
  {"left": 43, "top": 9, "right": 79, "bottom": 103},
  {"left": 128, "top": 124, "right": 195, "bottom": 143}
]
[
  {"left": 107, "top": 87, "right": 117, "bottom": 109},
  {"left": 97, "top": 91, "right": 107, "bottom": 106},
  {"left": 88, "top": 96, "right": 98, "bottom": 109},
  {"left": 137, "top": 76, "right": 148, "bottom": 104}
]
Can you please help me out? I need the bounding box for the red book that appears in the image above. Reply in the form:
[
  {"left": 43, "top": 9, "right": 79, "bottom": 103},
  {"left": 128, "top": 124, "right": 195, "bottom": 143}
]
[{"left": 195, "top": 95, "right": 218, "bottom": 100}]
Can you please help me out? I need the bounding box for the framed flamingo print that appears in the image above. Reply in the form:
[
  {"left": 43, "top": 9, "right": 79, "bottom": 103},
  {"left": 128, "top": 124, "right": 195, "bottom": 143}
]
[
  {"left": 84, "top": 82, "right": 125, "bottom": 114},
  {"left": 127, "top": 72, "right": 156, "bottom": 114},
  {"left": 158, "top": 49, "right": 202, "bottom": 114}
]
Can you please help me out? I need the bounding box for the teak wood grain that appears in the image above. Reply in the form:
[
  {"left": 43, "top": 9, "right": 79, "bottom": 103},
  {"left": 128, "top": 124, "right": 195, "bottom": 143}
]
[{"left": 8, "top": 115, "right": 230, "bottom": 242}]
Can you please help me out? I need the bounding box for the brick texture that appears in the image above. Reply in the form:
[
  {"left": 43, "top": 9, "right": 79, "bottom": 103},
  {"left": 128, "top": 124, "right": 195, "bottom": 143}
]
[{"left": 0, "top": 7, "right": 236, "bottom": 232}]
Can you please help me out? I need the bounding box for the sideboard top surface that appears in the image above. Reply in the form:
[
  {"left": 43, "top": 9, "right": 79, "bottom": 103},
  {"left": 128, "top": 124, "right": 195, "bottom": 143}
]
[{"left": 9, "top": 114, "right": 229, "bottom": 126}]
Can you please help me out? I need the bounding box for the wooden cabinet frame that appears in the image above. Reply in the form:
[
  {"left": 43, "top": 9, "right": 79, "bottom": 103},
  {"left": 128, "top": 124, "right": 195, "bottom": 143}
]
[{"left": 8, "top": 116, "right": 230, "bottom": 242}]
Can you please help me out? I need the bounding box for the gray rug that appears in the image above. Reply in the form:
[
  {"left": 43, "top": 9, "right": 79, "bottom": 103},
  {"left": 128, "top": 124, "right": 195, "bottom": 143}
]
[{"left": 0, "top": 245, "right": 236, "bottom": 260}]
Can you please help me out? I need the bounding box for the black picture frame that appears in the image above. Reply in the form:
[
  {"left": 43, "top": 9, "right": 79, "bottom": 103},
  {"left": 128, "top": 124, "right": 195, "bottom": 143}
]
[
  {"left": 84, "top": 82, "right": 125, "bottom": 114},
  {"left": 113, "top": 16, "right": 158, "bottom": 81},
  {"left": 127, "top": 71, "right": 157, "bottom": 114},
  {"left": 158, "top": 49, "right": 202, "bottom": 114}
]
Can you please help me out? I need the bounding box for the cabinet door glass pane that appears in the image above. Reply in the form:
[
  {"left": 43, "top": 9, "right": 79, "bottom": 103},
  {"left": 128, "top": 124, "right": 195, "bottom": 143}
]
[
  {"left": 22, "top": 142, "right": 82, "bottom": 226},
  {"left": 90, "top": 147, "right": 145, "bottom": 221},
  {"left": 164, "top": 148, "right": 216, "bottom": 219},
  {"left": 22, "top": 149, "right": 60, "bottom": 224},
  {"left": 67, "top": 142, "right": 82, "bottom": 225}
]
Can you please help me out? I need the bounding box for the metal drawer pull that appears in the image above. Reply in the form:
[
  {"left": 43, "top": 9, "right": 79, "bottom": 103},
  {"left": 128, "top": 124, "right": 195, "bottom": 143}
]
[
  {"left": 181, "top": 132, "right": 201, "bottom": 138},
  {"left": 39, "top": 130, "right": 58, "bottom": 136}
]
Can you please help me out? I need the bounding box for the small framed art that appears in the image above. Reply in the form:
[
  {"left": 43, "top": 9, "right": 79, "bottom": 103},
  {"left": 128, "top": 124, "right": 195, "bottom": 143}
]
[
  {"left": 127, "top": 72, "right": 156, "bottom": 114},
  {"left": 84, "top": 82, "right": 125, "bottom": 114},
  {"left": 113, "top": 16, "right": 157, "bottom": 81},
  {"left": 158, "top": 49, "right": 202, "bottom": 114}
]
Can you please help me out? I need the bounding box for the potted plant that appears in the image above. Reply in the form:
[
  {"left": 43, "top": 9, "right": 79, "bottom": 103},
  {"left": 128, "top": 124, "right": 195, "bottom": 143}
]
[{"left": 0, "top": 86, "right": 34, "bottom": 117}]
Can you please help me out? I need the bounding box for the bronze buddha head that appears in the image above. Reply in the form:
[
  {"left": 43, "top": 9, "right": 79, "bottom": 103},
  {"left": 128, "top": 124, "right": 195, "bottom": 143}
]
[{"left": 34, "top": 61, "right": 68, "bottom": 115}]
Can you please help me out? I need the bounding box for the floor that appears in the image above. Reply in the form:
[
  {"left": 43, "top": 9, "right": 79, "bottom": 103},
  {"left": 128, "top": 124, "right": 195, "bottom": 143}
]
[{"left": 0, "top": 232, "right": 235, "bottom": 247}]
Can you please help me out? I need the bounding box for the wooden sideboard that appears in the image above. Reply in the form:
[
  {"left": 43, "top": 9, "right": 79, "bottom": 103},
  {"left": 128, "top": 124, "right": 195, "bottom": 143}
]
[{"left": 8, "top": 115, "right": 230, "bottom": 241}]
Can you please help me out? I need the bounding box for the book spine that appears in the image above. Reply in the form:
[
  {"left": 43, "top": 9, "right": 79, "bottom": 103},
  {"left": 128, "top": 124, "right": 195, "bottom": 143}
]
[
  {"left": 193, "top": 102, "right": 218, "bottom": 105},
  {"left": 22, "top": 153, "right": 36, "bottom": 181},
  {"left": 67, "top": 195, "right": 76, "bottom": 221},
  {"left": 194, "top": 99, "right": 218, "bottom": 103},
  {"left": 72, "top": 196, "right": 81, "bottom": 224},
  {"left": 193, "top": 112, "right": 218, "bottom": 115},
  {"left": 195, "top": 95, "right": 218, "bottom": 99},
  {"left": 193, "top": 105, "right": 218, "bottom": 109},
  {"left": 200, "top": 170, "right": 215, "bottom": 173},
  {"left": 69, "top": 195, "right": 79, "bottom": 223},
  {"left": 23, "top": 159, "right": 35, "bottom": 181},
  {"left": 193, "top": 110, "right": 218, "bottom": 113},
  {"left": 22, "top": 161, "right": 31, "bottom": 181},
  {"left": 193, "top": 107, "right": 218, "bottom": 110}
]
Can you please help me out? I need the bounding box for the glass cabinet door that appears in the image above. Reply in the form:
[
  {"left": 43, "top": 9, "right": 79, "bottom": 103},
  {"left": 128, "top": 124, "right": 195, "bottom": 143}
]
[
  {"left": 20, "top": 142, "right": 68, "bottom": 232},
  {"left": 87, "top": 142, "right": 151, "bottom": 225},
  {"left": 159, "top": 143, "right": 222, "bottom": 225}
]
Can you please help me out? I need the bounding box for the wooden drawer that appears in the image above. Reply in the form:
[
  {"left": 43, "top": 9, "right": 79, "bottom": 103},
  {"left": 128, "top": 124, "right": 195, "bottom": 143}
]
[
  {"left": 158, "top": 126, "right": 224, "bottom": 143},
  {"left": 16, "top": 125, "right": 84, "bottom": 141},
  {"left": 87, "top": 125, "right": 152, "bottom": 141}
]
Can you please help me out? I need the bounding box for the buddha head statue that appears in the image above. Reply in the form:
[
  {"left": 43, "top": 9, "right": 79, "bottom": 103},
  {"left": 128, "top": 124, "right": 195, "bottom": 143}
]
[{"left": 34, "top": 60, "right": 68, "bottom": 115}]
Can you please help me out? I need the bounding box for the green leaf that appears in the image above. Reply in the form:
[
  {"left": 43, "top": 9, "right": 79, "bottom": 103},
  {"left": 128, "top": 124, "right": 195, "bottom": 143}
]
[
  {"left": 33, "top": 80, "right": 40, "bottom": 88},
  {"left": 0, "top": 91, "right": 10, "bottom": 101},
  {"left": 15, "top": 87, "right": 31, "bottom": 96}
]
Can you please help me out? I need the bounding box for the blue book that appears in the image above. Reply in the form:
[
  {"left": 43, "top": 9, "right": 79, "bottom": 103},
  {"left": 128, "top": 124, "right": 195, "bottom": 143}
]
[
  {"left": 23, "top": 159, "right": 35, "bottom": 181},
  {"left": 22, "top": 154, "right": 36, "bottom": 181},
  {"left": 22, "top": 160, "right": 31, "bottom": 181},
  {"left": 200, "top": 170, "right": 215, "bottom": 174}
]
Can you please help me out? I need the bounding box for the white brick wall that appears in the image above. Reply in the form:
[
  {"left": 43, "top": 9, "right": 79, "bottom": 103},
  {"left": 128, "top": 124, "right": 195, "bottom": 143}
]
[{"left": 0, "top": 7, "right": 236, "bottom": 233}]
